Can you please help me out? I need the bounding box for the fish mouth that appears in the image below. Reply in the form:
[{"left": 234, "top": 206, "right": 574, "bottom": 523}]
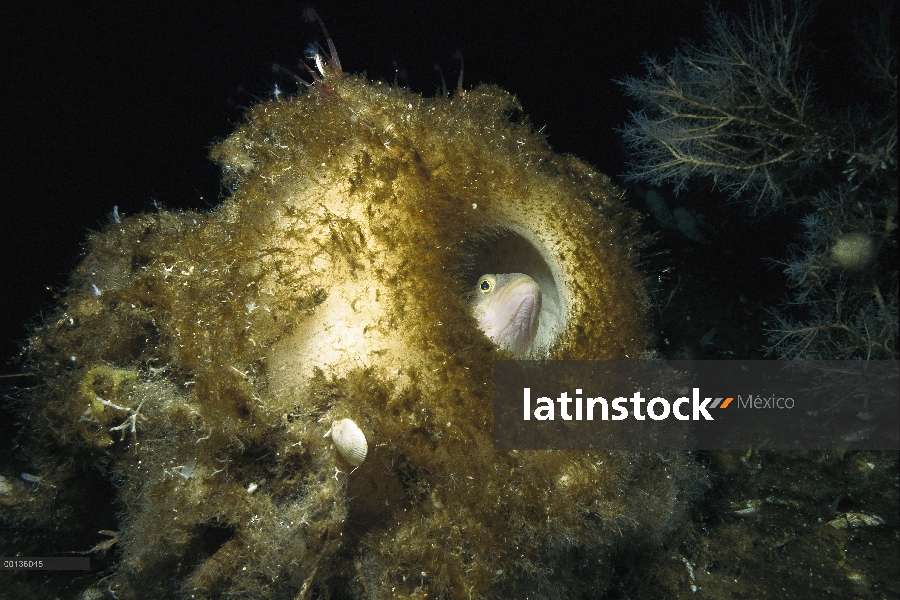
[
  {"left": 463, "top": 227, "right": 566, "bottom": 356},
  {"left": 479, "top": 274, "right": 542, "bottom": 355}
]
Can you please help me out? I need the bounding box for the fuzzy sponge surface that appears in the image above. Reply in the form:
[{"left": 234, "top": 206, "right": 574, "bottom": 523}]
[{"left": 15, "top": 68, "right": 698, "bottom": 599}]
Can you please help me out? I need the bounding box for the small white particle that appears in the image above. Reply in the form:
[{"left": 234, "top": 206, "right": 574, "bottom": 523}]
[
  {"left": 472, "top": 203, "right": 477, "bottom": 209},
  {"left": 247, "top": 483, "right": 259, "bottom": 494}
]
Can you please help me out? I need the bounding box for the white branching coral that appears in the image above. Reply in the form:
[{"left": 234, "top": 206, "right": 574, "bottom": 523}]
[{"left": 619, "top": 0, "right": 897, "bottom": 360}]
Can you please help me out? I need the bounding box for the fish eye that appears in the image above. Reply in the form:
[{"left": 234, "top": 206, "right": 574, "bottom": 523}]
[{"left": 478, "top": 275, "right": 495, "bottom": 294}]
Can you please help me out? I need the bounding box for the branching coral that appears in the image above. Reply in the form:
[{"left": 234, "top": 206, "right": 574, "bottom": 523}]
[{"left": 618, "top": 0, "right": 897, "bottom": 359}]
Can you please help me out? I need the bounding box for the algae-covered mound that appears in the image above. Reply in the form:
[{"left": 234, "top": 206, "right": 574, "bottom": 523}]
[{"left": 10, "top": 57, "right": 699, "bottom": 598}]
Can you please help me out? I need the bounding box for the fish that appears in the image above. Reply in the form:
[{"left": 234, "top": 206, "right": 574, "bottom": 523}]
[{"left": 471, "top": 273, "right": 541, "bottom": 356}]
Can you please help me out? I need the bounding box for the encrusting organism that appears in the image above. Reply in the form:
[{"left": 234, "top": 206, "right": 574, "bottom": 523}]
[{"left": 7, "top": 13, "right": 700, "bottom": 600}]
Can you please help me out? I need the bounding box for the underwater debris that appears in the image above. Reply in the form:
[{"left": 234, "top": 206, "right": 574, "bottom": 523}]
[{"left": 9, "top": 17, "right": 700, "bottom": 600}]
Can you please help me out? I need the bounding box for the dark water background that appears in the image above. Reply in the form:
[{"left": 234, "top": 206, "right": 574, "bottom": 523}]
[{"left": 1, "top": 2, "right": 896, "bottom": 597}]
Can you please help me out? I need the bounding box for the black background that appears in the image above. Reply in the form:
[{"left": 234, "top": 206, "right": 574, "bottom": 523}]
[{"left": 1, "top": 1, "right": 860, "bottom": 369}]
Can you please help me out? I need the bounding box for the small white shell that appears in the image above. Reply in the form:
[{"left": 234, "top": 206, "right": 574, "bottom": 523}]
[{"left": 330, "top": 419, "right": 368, "bottom": 466}]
